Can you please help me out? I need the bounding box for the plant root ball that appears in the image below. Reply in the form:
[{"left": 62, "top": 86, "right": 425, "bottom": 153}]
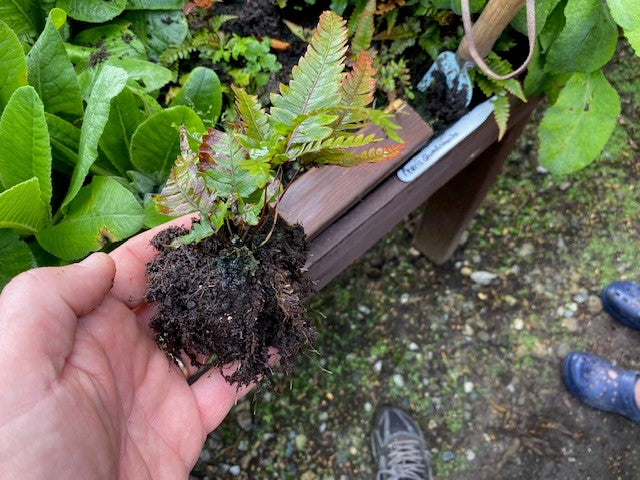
[{"left": 145, "top": 221, "right": 315, "bottom": 387}]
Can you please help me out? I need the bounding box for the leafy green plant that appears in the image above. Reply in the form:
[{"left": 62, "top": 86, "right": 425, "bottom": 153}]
[
  {"left": 154, "top": 11, "right": 405, "bottom": 244},
  {"left": 211, "top": 34, "right": 282, "bottom": 90},
  {"left": 0, "top": 5, "right": 222, "bottom": 286}
]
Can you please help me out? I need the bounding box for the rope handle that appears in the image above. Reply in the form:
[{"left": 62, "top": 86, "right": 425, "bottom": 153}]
[{"left": 460, "top": 0, "right": 536, "bottom": 80}]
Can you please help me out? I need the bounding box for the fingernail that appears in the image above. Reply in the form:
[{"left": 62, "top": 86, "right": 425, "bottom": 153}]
[{"left": 79, "top": 252, "right": 103, "bottom": 267}]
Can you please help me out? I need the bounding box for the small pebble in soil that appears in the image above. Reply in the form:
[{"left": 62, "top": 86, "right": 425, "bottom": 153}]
[
  {"left": 358, "top": 305, "right": 372, "bottom": 315},
  {"left": 470, "top": 271, "right": 497, "bottom": 286},
  {"left": 400, "top": 293, "right": 410, "bottom": 304},
  {"left": 464, "top": 381, "right": 474, "bottom": 393},
  {"left": 408, "top": 342, "right": 419, "bottom": 351},
  {"left": 518, "top": 243, "right": 535, "bottom": 258},
  {"left": 393, "top": 374, "right": 405, "bottom": 388},
  {"left": 587, "top": 295, "right": 603, "bottom": 314},
  {"left": 442, "top": 451, "right": 455, "bottom": 462},
  {"left": 512, "top": 318, "right": 525, "bottom": 330},
  {"left": 374, "top": 360, "right": 382, "bottom": 372},
  {"left": 229, "top": 465, "right": 241, "bottom": 476},
  {"left": 466, "top": 450, "right": 476, "bottom": 461},
  {"left": 460, "top": 266, "right": 473, "bottom": 276},
  {"left": 573, "top": 292, "right": 589, "bottom": 304}
]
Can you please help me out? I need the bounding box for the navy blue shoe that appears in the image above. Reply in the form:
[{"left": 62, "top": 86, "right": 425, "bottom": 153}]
[
  {"left": 562, "top": 352, "right": 640, "bottom": 423},
  {"left": 601, "top": 281, "right": 640, "bottom": 330}
]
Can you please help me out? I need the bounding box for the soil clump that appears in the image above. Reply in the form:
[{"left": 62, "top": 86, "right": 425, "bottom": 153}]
[{"left": 146, "top": 219, "right": 315, "bottom": 387}]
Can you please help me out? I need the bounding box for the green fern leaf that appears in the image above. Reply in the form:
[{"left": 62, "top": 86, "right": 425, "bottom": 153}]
[
  {"left": 199, "top": 130, "right": 258, "bottom": 198},
  {"left": 339, "top": 51, "right": 377, "bottom": 126},
  {"left": 153, "top": 126, "right": 215, "bottom": 217},
  {"left": 492, "top": 94, "right": 510, "bottom": 141},
  {"left": 303, "top": 141, "right": 405, "bottom": 166},
  {"left": 232, "top": 85, "right": 272, "bottom": 148},
  {"left": 351, "top": 0, "right": 376, "bottom": 55},
  {"left": 269, "top": 11, "right": 348, "bottom": 129}
]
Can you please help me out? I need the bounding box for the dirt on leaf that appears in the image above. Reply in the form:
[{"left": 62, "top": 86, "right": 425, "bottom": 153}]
[{"left": 146, "top": 219, "right": 315, "bottom": 387}]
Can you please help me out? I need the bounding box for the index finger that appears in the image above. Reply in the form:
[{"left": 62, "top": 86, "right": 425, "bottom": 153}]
[{"left": 109, "top": 215, "right": 196, "bottom": 308}]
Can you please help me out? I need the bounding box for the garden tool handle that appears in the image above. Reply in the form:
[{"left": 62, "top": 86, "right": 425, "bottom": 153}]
[{"left": 457, "top": 0, "right": 536, "bottom": 80}]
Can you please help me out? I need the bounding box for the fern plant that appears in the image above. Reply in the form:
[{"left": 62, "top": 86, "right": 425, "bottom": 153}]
[{"left": 154, "top": 11, "right": 405, "bottom": 245}]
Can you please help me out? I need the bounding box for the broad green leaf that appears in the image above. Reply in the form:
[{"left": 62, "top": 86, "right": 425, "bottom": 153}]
[
  {"left": 539, "top": 70, "right": 621, "bottom": 174},
  {"left": 0, "top": 177, "right": 48, "bottom": 234},
  {"left": 126, "top": 0, "right": 185, "bottom": 9},
  {"left": 26, "top": 9, "right": 83, "bottom": 117},
  {"left": 171, "top": 67, "right": 222, "bottom": 128},
  {"left": 61, "top": 65, "right": 128, "bottom": 209},
  {"left": 0, "top": 229, "right": 37, "bottom": 288},
  {"left": 99, "top": 87, "right": 146, "bottom": 175},
  {"left": 449, "top": 0, "right": 487, "bottom": 15},
  {"left": 143, "top": 195, "right": 173, "bottom": 229},
  {"left": 512, "top": 0, "right": 561, "bottom": 36},
  {"left": 105, "top": 58, "right": 172, "bottom": 92},
  {"left": 0, "top": 0, "right": 42, "bottom": 41},
  {"left": 45, "top": 113, "right": 80, "bottom": 173},
  {"left": 72, "top": 21, "right": 147, "bottom": 71},
  {"left": 0, "top": 19, "right": 27, "bottom": 111},
  {"left": 607, "top": 0, "right": 640, "bottom": 54},
  {"left": 123, "top": 10, "right": 188, "bottom": 60},
  {"left": 36, "top": 176, "right": 144, "bottom": 260},
  {"left": 56, "top": 0, "right": 127, "bottom": 23},
  {"left": 538, "top": 0, "right": 567, "bottom": 51},
  {"left": 130, "top": 105, "right": 205, "bottom": 182},
  {"left": 545, "top": 0, "right": 618, "bottom": 72},
  {"left": 0, "top": 86, "right": 52, "bottom": 211}
]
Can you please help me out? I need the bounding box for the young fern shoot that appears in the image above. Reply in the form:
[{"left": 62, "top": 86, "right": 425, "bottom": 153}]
[{"left": 154, "top": 11, "right": 405, "bottom": 246}]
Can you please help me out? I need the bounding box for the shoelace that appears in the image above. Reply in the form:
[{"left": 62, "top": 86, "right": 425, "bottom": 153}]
[{"left": 376, "top": 438, "right": 430, "bottom": 480}]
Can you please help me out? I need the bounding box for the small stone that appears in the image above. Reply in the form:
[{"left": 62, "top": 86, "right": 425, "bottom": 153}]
[
  {"left": 442, "top": 451, "right": 455, "bottom": 462},
  {"left": 460, "top": 266, "right": 473, "bottom": 276},
  {"left": 466, "top": 450, "right": 476, "bottom": 461},
  {"left": 587, "top": 295, "right": 602, "bottom": 314},
  {"left": 365, "top": 402, "right": 373, "bottom": 413},
  {"left": 518, "top": 243, "right": 535, "bottom": 258},
  {"left": 358, "top": 305, "right": 371, "bottom": 315},
  {"left": 559, "top": 181, "right": 572, "bottom": 191},
  {"left": 301, "top": 472, "right": 315, "bottom": 480},
  {"left": 464, "top": 381, "right": 474, "bottom": 393},
  {"left": 199, "top": 449, "right": 212, "bottom": 462},
  {"left": 573, "top": 292, "right": 589, "bottom": 304},
  {"left": 504, "top": 295, "right": 518, "bottom": 306},
  {"left": 319, "top": 411, "right": 329, "bottom": 422},
  {"left": 477, "top": 331, "right": 491, "bottom": 342},
  {"left": 463, "top": 324, "right": 474, "bottom": 336},
  {"left": 408, "top": 342, "right": 419, "bottom": 351},
  {"left": 557, "top": 343, "right": 571, "bottom": 358},
  {"left": 236, "top": 408, "right": 253, "bottom": 432},
  {"left": 295, "top": 434, "right": 308, "bottom": 451},
  {"left": 567, "top": 302, "right": 578, "bottom": 312},
  {"left": 506, "top": 384, "right": 516, "bottom": 394},
  {"left": 537, "top": 165, "right": 549, "bottom": 174},
  {"left": 374, "top": 360, "right": 383, "bottom": 372},
  {"left": 470, "top": 271, "right": 498, "bottom": 286},
  {"left": 229, "top": 465, "right": 241, "bottom": 476},
  {"left": 563, "top": 317, "right": 578, "bottom": 332},
  {"left": 400, "top": 293, "right": 410, "bottom": 304},
  {"left": 512, "top": 318, "right": 525, "bottom": 330},
  {"left": 409, "top": 247, "right": 421, "bottom": 257},
  {"left": 458, "top": 230, "right": 470, "bottom": 246},
  {"left": 393, "top": 374, "right": 405, "bottom": 388},
  {"left": 563, "top": 309, "right": 575, "bottom": 318}
]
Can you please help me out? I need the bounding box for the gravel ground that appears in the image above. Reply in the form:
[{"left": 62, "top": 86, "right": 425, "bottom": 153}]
[{"left": 191, "top": 42, "right": 640, "bottom": 480}]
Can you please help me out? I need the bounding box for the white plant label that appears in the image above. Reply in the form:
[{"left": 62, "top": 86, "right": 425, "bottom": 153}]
[{"left": 397, "top": 96, "right": 496, "bottom": 183}]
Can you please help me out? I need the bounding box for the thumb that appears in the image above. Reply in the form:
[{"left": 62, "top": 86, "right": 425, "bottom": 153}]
[{"left": 0, "top": 253, "right": 116, "bottom": 369}]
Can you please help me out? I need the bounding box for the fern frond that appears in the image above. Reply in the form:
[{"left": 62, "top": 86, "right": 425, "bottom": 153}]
[
  {"left": 492, "top": 94, "right": 510, "bottom": 141},
  {"left": 269, "top": 11, "right": 348, "bottom": 128},
  {"left": 232, "top": 85, "right": 272, "bottom": 148},
  {"left": 303, "top": 141, "right": 406, "bottom": 166},
  {"left": 351, "top": 0, "right": 376, "bottom": 55},
  {"left": 199, "top": 130, "right": 258, "bottom": 198},
  {"left": 339, "top": 51, "right": 377, "bottom": 125},
  {"left": 153, "top": 127, "right": 215, "bottom": 217}
]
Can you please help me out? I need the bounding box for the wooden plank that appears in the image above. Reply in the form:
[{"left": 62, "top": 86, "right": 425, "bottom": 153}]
[
  {"left": 304, "top": 98, "right": 537, "bottom": 290},
  {"left": 279, "top": 100, "right": 433, "bottom": 240},
  {"left": 413, "top": 103, "right": 535, "bottom": 264}
]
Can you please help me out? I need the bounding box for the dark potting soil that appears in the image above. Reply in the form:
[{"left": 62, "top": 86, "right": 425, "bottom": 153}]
[
  {"left": 417, "top": 69, "right": 469, "bottom": 126},
  {"left": 146, "top": 220, "right": 315, "bottom": 387}
]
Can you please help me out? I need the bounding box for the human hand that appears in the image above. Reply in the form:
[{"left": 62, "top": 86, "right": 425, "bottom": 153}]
[{"left": 0, "top": 220, "right": 253, "bottom": 480}]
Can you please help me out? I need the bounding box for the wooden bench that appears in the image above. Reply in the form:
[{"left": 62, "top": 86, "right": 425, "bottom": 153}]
[{"left": 279, "top": 97, "right": 538, "bottom": 290}]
